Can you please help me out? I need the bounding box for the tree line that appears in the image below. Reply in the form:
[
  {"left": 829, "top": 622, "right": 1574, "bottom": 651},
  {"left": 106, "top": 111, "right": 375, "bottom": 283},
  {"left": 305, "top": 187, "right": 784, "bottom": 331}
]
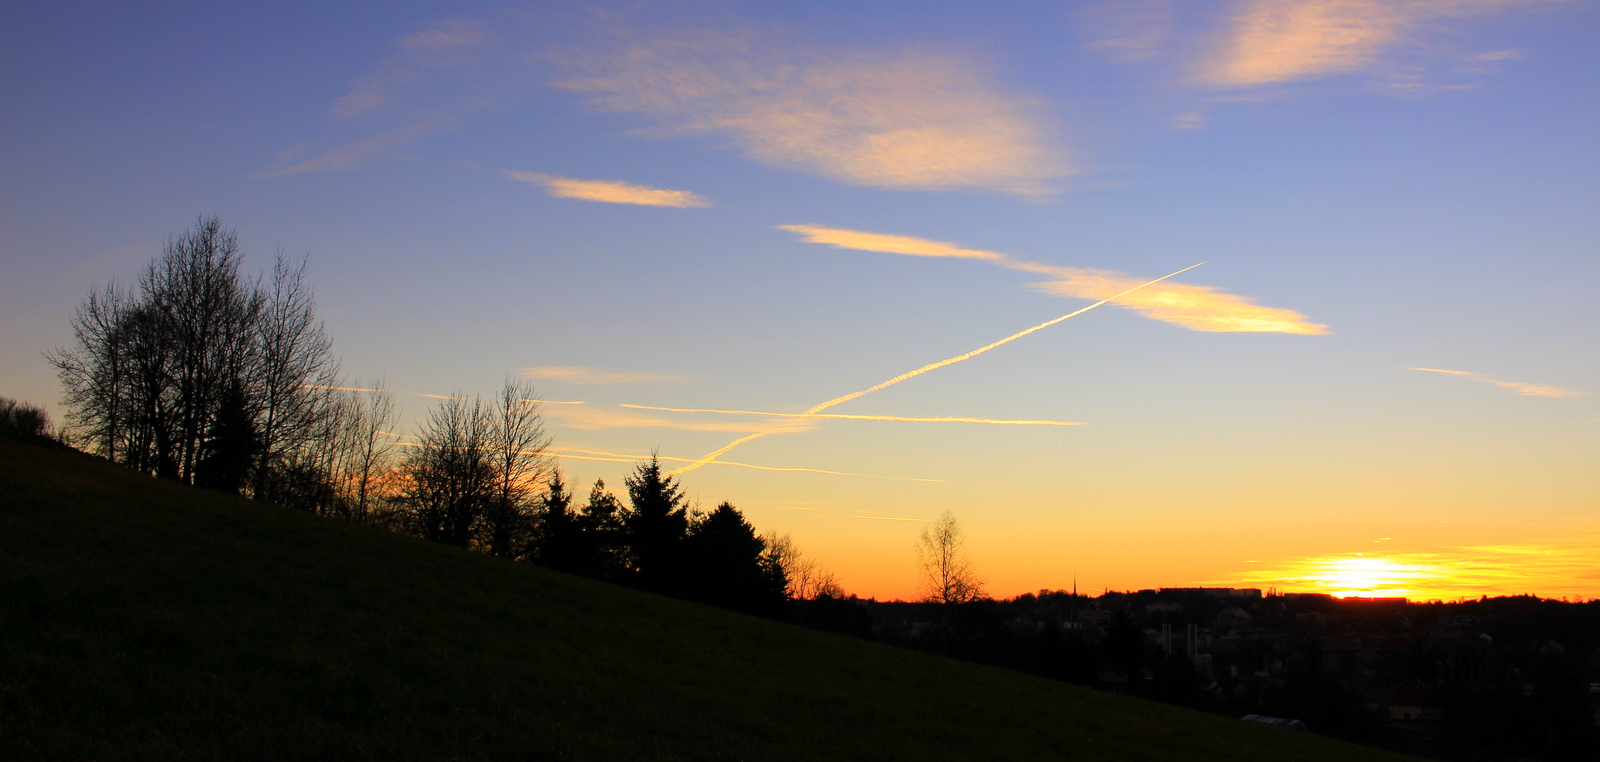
[{"left": 48, "top": 217, "right": 821, "bottom": 618}]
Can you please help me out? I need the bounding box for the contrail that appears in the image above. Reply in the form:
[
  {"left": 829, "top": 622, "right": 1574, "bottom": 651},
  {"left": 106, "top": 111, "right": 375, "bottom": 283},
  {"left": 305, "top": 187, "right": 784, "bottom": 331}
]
[
  {"left": 385, "top": 443, "right": 943, "bottom": 481},
  {"left": 620, "top": 403, "right": 1083, "bottom": 427},
  {"left": 668, "top": 262, "right": 1205, "bottom": 475}
]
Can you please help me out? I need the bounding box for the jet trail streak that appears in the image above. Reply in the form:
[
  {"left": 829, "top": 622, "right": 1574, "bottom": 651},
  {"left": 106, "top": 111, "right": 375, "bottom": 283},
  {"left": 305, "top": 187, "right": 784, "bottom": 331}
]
[
  {"left": 668, "top": 262, "right": 1205, "bottom": 475},
  {"left": 620, "top": 403, "right": 1083, "bottom": 426}
]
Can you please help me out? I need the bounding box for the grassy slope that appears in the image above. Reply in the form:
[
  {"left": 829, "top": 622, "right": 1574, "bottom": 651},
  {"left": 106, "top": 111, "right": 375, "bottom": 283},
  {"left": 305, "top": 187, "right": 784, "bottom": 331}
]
[{"left": 0, "top": 437, "right": 1415, "bottom": 761}]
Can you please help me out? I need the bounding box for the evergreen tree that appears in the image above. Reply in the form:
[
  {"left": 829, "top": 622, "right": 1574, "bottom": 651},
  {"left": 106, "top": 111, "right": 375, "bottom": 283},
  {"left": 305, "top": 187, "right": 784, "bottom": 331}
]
[
  {"left": 534, "top": 469, "right": 578, "bottom": 571},
  {"left": 579, "top": 478, "right": 628, "bottom": 580},
  {"left": 623, "top": 456, "right": 687, "bottom": 593},
  {"left": 684, "top": 501, "right": 787, "bottom": 617}
]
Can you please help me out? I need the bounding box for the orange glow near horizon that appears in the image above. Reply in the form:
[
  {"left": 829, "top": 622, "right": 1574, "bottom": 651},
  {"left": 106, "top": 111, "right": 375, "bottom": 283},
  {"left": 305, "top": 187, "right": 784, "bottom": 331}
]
[{"left": 1213, "top": 531, "right": 1600, "bottom": 602}]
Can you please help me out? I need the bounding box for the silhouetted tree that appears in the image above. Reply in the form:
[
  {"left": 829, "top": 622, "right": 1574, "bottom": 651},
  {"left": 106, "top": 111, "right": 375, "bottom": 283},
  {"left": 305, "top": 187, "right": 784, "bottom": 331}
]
[
  {"left": 578, "top": 478, "right": 629, "bottom": 580},
  {"left": 683, "top": 502, "right": 787, "bottom": 616},
  {"left": 623, "top": 455, "right": 687, "bottom": 593},
  {"left": 193, "top": 380, "right": 257, "bottom": 492},
  {"left": 483, "top": 378, "right": 551, "bottom": 558},
  {"left": 49, "top": 217, "right": 336, "bottom": 492},
  {"left": 403, "top": 392, "right": 493, "bottom": 546},
  {"left": 534, "top": 469, "right": 580, "bottom": 572},
  {"left": 252, "top": 253, "right": 336, "bottom": 498},
  {"left": 764, "top": 532, "right": 843, "bottom": 601},
  {"left": 916, "top": 510, "right": 984, "bottom": 607}
]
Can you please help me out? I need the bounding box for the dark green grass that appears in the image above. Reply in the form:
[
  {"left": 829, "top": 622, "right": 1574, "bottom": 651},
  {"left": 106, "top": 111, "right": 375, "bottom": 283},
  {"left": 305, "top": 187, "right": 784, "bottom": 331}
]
[{"left": 0, "top": 437, "right": 1416, "bottom": 760}]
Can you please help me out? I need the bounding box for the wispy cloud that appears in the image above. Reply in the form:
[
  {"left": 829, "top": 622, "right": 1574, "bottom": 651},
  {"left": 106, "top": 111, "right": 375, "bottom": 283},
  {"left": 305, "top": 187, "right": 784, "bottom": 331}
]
[
  {"left": 520, "top": 366, "right": 686, "bottom": 385},
  {"left": 1169, "top": 111, "right": 1207, "bottom": 129},
  {"left": 1080, "top": 0, "right": 1177, "bottom": 63},
  {"left": 1410, "top": 367, "right": 1582, "bottom": 397},
  {"left": 544, "top": 405, "right": 805, "bottom": 434},
  {"left": 503, "top": 171, "right": 710, "bottom": 207},
  {"left": 620, "top": 403, "right": 1082, "bottom": 427},
  {"left": 334, "top": 19, "right": 496, "bottom": 118},
  {"left": 548, "top": 447, "right": 942, "bottom": 482},
  {"left": 261, "top": 120, "right": 446, "bottom": 177},
  {"left": 550, "top": 30, "right": 1067, "bottom": 195},
  {"left": 1198, "top": 0, "right": 1552, "bottom": 89},
  {"left": 669, "top": 263, "right": 1205, "bottom": 475},
  {"left": 779, "top": 224, "right": 1326, "bottom": 334}
]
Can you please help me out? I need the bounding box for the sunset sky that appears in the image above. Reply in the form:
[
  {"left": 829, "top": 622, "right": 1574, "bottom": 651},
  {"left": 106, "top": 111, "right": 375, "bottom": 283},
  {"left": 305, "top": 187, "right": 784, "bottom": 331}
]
[{"left": 3, "top": 0, "right": 1596, "bottom": 601}]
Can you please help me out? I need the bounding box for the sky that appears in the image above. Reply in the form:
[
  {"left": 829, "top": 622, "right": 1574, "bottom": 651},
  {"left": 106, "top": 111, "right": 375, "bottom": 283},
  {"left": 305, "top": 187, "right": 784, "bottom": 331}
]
[{"left": 2, "top": 0, "right": 1597, "bottom": 602}]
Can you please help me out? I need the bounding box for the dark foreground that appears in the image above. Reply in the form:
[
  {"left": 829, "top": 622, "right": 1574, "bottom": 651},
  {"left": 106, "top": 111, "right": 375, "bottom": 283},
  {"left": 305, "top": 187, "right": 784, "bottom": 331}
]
[{"left": 0, "top": 436, "right": 1415, "bottom": 761}]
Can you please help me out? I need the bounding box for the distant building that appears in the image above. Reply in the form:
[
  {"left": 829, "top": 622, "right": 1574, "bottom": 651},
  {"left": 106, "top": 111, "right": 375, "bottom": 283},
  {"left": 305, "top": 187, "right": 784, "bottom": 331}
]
[{"left": 1240, "top": 714, "right": 1307, "bottom": 732}]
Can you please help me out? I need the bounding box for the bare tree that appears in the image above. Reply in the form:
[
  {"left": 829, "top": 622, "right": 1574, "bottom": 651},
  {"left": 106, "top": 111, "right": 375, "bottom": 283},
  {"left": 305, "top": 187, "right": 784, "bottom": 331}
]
[
  {"left": 482, "top": 378, "right": 552, "bottom": 558},
  {"left": 51, "top": 217, "right": 337, "bottom": 496},
  {"left": 763, "top": 532, "right": 843, "bottom": 600},
  {"left": 403, "top": 392, "right": 493, "bottom": 546},
  {"left": 916, "top": 510, "right": 984, "bottom": 607},
  {"left": 344, "top": 380, "right": 400, "bottom": 525},
  {"left": 252, "top": 253, "right": 335, "bottom": 498},
  {"left": 49, "top": 282, "right": 134, "bottom": 461}
]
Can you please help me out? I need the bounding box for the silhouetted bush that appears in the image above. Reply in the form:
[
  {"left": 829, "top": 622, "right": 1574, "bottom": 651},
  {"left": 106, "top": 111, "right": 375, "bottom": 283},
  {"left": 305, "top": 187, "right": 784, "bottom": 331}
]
[{"left": 0, "top": 397, "right": 54, "bottom": 442}]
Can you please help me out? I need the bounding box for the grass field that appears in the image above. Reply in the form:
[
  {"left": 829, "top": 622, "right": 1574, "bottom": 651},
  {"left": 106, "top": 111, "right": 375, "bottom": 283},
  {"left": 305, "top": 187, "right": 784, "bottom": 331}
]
[{"left": 0, "top": 435, "right": 1418, "bottom": 760}]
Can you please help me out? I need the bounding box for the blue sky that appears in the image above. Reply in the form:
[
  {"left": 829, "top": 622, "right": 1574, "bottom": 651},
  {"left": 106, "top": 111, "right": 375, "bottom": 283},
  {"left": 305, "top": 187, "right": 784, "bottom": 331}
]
[{"left": 3, "top": 0, "right": 1597, "bottom": 599}]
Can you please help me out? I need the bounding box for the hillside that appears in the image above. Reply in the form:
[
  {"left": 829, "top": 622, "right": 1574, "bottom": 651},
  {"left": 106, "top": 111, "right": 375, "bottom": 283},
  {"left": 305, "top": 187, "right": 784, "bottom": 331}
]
[{"left": 0, "top": 436, "right": 1417, "bottom": 761}]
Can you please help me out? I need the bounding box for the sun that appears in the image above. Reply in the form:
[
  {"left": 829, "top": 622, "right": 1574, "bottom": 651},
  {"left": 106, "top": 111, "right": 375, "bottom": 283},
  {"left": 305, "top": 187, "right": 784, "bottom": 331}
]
[{"left": 1300, "top": 555, "right": 1436, "bottom": 598}]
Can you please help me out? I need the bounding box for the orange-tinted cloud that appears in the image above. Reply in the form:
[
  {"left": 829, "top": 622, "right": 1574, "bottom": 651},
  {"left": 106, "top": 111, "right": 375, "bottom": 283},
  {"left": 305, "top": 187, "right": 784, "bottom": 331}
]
[
  {"left": 1410, "top": 367, "right": 1582, "bottom": 398},
  {"left": 1199, "top": 0, "right": 1552, "bottom": 88},
  {"left": 504, "top": 171, "right": 710, "bottom": 208},
  {"left": 543, "top": 405, "right": 805, "bottom": 434},
  {"left": 551, "top": 32, "right": 1067, "bottom": 195},
  {"left": 780, "top": 224, "right": 1326, "bottom": 334}
]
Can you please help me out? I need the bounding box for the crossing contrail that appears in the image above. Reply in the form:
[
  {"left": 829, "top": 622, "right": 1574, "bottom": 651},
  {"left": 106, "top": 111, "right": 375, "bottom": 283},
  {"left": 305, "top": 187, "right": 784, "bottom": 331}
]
[{"left": 668, "top": 261, "right": 1206, "bottom": 475}]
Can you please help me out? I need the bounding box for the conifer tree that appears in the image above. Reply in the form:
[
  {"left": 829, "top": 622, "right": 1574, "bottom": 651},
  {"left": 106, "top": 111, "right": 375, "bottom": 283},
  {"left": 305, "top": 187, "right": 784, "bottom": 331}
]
[{"left": 623, "top": 455, "right": 687, "bottom": 593}]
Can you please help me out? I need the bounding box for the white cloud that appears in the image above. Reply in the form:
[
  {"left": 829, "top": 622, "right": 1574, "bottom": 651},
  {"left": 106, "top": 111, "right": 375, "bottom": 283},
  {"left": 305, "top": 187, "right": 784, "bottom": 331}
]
[{"left": 504, "top": 171, "right": 710, "bottom": 207}]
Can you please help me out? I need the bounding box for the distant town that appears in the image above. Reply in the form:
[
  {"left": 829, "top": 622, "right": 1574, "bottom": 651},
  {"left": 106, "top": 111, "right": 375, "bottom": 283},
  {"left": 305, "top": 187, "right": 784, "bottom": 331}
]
[{"left": 800, "top": 587, "right": 1600, "bottom": 760}]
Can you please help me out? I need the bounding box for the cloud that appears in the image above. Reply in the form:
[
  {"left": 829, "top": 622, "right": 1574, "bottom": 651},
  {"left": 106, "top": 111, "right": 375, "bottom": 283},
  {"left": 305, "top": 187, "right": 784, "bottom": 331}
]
[
  {"left": 398, "top": 19, "right": 492, "bottom": 50},
  {"left": 778, "top": 225, "right": 1007, "bottom": 262},
  {"left": 669, "top": 262, "right": 1205, "bottom": 476},
  {"left": 544, "top": 405, "right": 805, "bottom": 433},
  {"left": 334, "top": 19, "right": 495, "bottom": 118},
  {"left": 504, "top": 171, "right": 710, "bottom": 207},
  {"left": 620, "top": 403, "right": 1084, "bottom": 427},
  {"left": 1198, "top": 0, "right": 1550, "bottom": 89},
  {"left": 1080, "top": 0, "right": 1177, "bottom": 63},
  {"left": 548, "top": 447, "right": 941, "bottom": 482},
  {"left": 261, "top": 120, "right": 445, "bottom": 177},
  {"left": 1410, "top": 367, "right": 1582, "bottom": 397},
  {"left": 1467, "top": 48, "right": 1522, "bottom": 61},
  {"left": 1169, "top": 111, "right": 1207, "bottom": 129},
  {"left": 779, "top": 224, "right": 1327, "bottom": 334},
  {"left": 519, "top": 366, "right": 686, "bottom": 385},
  {"left": 550, "top": 31, "right": 1068, "bottom": 195}
]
